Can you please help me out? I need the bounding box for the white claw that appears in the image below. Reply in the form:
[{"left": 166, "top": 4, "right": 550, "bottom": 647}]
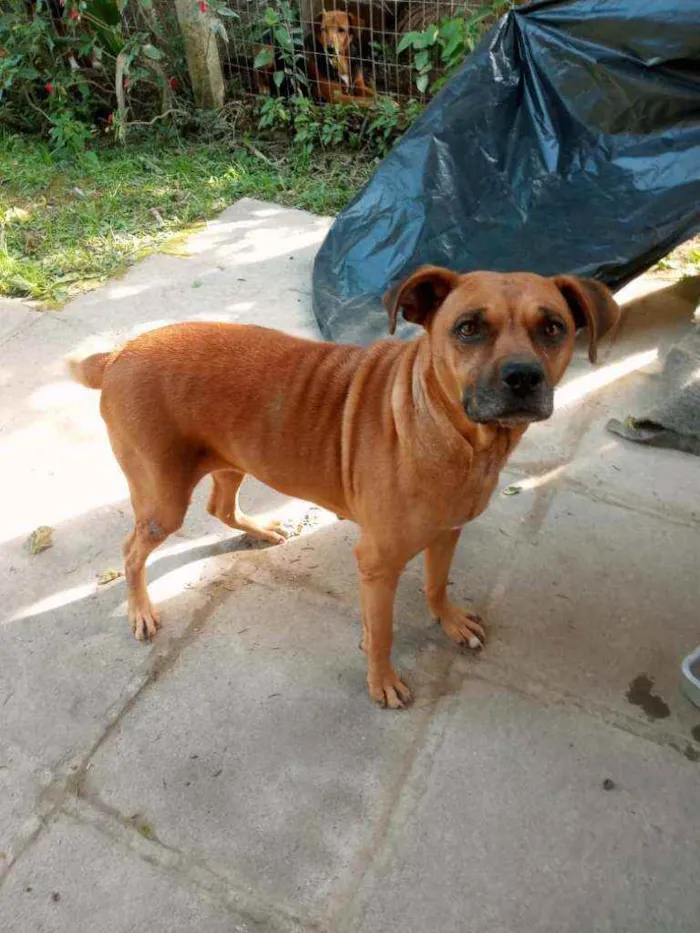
[{"left": 468, "top": 635, "right": 483, "bottom": 650}]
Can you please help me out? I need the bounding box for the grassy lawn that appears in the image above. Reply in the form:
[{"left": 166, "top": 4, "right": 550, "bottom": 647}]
[{"left": 0, "top": 133, "right": 373, "bottom": 306}]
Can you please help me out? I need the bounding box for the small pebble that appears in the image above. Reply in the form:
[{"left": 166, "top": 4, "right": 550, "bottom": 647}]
[
  {"left": 51, "top": 891, "right": 61, "bottom": 903},
  {"left": 602, "top": 778, "right": 616, "bottom": 791}
]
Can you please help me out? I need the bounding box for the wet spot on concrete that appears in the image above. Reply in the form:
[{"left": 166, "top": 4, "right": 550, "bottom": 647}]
[
  {"left": 692, "top": 724, "right": 700, "bottom": 743},
  {"left": 625, "top": 674, "right": 670, "bottom": 720}
]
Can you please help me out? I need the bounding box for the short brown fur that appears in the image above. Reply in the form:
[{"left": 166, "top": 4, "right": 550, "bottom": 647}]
[{"left": 68, "top": 268, "right": 618, "bottom": 707}]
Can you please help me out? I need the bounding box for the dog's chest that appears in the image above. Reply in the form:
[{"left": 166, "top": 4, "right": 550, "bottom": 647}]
[{"left": 441, "top": 437, "right": 513, "bottom": 528}]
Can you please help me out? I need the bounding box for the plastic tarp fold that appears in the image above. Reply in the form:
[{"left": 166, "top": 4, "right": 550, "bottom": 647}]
[{"left": 312, "top": 0, "right": 700, "bottom": 344}]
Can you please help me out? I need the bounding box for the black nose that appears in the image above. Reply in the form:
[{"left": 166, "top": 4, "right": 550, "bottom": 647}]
[{"left": 500, "top": 360, "right": 544, "bottom": 396}]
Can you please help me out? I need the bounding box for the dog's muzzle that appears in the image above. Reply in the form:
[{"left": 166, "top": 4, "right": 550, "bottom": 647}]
[{"left": 464, "top": 358, "right": 554, "bottom": 425}]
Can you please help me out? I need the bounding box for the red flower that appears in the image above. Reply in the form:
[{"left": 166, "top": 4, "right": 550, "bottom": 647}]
[
  {"left": 168, "top": 76, "right": 179, "bottom": 90},
  {"left": 45, "top": 81, "right": 55, "bottom": 94},
  {"left": 199, "top": 1, "right": 208, "bottom": 12},
  {"left": 68, "top": 7, "right": 80, "bottom": 20}
]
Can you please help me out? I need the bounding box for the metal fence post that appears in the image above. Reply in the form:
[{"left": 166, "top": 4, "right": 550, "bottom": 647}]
[{"left": 175, "top": 0, "right": 225, "bottom": 109}]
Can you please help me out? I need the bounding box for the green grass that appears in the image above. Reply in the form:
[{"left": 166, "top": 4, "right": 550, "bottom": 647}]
[{"left": 0, "top": 133, "right": 373, "bottom": 306}]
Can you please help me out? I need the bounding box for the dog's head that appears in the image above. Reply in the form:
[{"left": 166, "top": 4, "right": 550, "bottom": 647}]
[
  {"left": 315, "top": 10, "right": 356, "bottom": 87},
  {"left": 384, "top": 267, "right": 619, "bottom": 427}
]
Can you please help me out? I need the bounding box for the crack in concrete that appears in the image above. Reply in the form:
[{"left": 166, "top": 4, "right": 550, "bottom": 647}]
[{"left": 59, "top": 797, "right": 317, "bottom": 933}]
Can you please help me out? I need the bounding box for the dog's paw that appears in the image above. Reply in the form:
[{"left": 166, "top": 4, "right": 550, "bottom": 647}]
[
  {"left": 434, "top": 604, "right": 485, "bottom": 650},
  {"left": 264, "top": 519, "right": 294, "bottom": 544},
  {"left": 368, "top": 667, "right": 412, "bottom": 709},
  {"left": 129, "top": 602, "right": 160, "bottom": 641}
]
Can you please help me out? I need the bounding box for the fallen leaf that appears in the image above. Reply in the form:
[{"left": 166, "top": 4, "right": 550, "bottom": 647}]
[
  {"left": 191, "top": 279, "right": 203, "bottom": 288},
  {"left": 97, "top": 569, "right": 123, "bottom": 585},
  {"left": 27, "top": 526, "right": 54, "bottom": 554},
  {"left": 5, "top": 206, "right": 30, "bottom": 223},
  {"left": 502, "top": 485, "right": 522, "bottom": 496},
  {"left": 134, "top": 820, "right": 156, "bottom": 841}
]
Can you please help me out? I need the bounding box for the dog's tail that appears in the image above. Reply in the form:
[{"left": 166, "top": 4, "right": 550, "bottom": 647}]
[{"left": 66, "top": 351, "right": 112, "bottom": 390}]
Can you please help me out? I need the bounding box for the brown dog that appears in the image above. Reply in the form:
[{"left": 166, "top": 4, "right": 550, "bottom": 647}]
[
  {"left": 254, "top": 11, "right": 375, "bottom": 105},
  {"left": 68, "top": 268, "right": 618, "bottom": 708}
]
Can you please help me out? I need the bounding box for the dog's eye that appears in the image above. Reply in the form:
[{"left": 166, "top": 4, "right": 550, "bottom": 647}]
[
  {"left": 455, "top": 319, "right": 481, "bottom": 341},
  {"left": 542, "top": 318, "right": 565, "bottom": 339}
]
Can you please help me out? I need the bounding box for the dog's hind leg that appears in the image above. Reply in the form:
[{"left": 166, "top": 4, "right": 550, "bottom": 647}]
[
  {"left": 118, "top": 450, "right": 199, "bottom": 641},
  {"left": 206, "top": 469, "right": 288, "bottom": 545}
]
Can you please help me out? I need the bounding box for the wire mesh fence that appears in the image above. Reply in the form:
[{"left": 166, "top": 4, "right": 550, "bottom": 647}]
[{"left": 216, "top": 1, "right": 515, "bottom": 105}]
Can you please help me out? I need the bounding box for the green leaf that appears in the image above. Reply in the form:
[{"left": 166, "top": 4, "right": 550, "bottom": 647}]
[
  {"left": 254, "top": 48, "right": 274, "bottom": 68},
  {"left": 416, "top": 73, "right": 429, "bottom": 94},
  {"left": 466, "top": 8, "right": 494, "bottom": 29},
  {"left": 414, "top": 49, "right": 430, "bottom": 71},
  {"left": 141, "top": 44, "right": 162, "bottom": 60},
  {"left": 502, "top": 485, "right": 522, "bottom": 496},
  {"left": 264, "top": 8, "right": 278, "bottom": 26},
  {"left": 273, "top": 70, "right": 285, "bottom": 88},
  {"left": 139, "top": 0, "right": 153, "bottom": 9},
  {"left": 441, "top": 34, "right": 463, "bottom": 63},
  {"left": 425, "top": 24, "right": 439, "bottom": 45},
  {"left": 397, "top": 31, "right": 422, "bottom": 54},
  {"left": 274, "top": 26, "right": 292, "bottom": 51},
  {"left": 216, "top": 6, "right": 239, "bottom": 17}
]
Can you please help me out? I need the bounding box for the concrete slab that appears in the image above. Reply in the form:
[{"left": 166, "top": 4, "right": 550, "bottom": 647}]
[
  {"left": 0, "top": 742, "right": 53, "bottom": 867},
  {"left": 0, "top": 298, "right": 37, "bottom": 344},
  {"left": 567, "top": 373, "right": 700, "bottom": 525},
  {"left": 1, "top": 815, "right": 279, "bottom": 933},
  {"left": 459, "top": 489, "right": 700, "bottom": 745},
  {"left": 608, "top": 274, "right": 700, "bottom": 371},
  {"left": 64, "top": 199, "right": 330, "bottom": 342},
  {"left": 348, "top": 679, "right": 700, "bottom": 933},
  {"left": 83, "top": 582, "right": 444, "bottom": 925}
]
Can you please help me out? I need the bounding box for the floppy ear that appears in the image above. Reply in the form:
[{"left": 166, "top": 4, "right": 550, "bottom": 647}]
[
  {"left": 552, "top": 275, "right": 620, "bottom": 364},
  {"left": 383, "top": 265, "right": 461, "bottom": 336},
  {"left": 347, "top": 13, "right": 360, "bottom": 41}
]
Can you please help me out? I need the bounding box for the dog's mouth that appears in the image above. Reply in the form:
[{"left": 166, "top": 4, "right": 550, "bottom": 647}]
[
  {"left": 464, "top": 390, "right": 554, "bottom": 427},
  {"left": 491, "top": 409, "right": 550, "bottom": 427},
  {"left": 468, "top": 407, "right": 551, "bottom": 427}
]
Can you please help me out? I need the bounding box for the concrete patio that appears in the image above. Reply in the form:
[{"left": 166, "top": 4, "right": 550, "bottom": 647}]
[{"left": 0, "top": 198, "right": 698, "bottom": 933}]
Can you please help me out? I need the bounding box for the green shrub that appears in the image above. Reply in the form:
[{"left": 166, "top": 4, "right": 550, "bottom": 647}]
[
  {"left": 257, "top": 95, "right": 424, "bottom": 157},
  {"left": 0, "top": 1, "right": 196, "bottom": 154}
]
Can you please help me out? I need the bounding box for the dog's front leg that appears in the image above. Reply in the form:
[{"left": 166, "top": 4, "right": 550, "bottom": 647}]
[
  {"left": 424, "top": 528, "right": 485, "bottom": 649},
  {"left": 354, "top": 534, "right": 411, "bottom": 709}
]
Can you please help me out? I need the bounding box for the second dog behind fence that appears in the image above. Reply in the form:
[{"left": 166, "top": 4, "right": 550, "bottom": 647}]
[{"left": 254, "top": 10, "right": 376, "bottom": 105}]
